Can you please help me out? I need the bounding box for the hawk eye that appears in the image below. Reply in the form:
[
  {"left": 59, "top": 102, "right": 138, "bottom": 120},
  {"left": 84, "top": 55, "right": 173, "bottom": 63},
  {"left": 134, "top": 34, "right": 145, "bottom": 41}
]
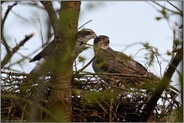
[{"left": 101, "top": 37, "right": 105, "bottom": 40}]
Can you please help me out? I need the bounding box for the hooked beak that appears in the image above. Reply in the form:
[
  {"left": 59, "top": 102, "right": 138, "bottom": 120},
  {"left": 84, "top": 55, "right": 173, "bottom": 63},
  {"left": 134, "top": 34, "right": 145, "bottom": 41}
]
[{"left": 92, "top": 32, "right": 97, "bottom": 38}]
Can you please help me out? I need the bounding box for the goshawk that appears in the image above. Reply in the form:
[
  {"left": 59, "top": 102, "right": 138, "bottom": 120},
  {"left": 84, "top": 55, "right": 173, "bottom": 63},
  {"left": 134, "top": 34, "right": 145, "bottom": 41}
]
[
  {"left": 29, "top": 28, "right": 97, "bottom": 74},
  {"left": 92, "top": 35, "right": 159, "bottom": 88}
]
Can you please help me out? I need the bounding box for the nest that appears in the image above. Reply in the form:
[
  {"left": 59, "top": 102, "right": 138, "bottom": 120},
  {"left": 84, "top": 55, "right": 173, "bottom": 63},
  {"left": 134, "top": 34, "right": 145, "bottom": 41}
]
[{"left": 1, "top": 71, "right": 181, "bottom": 122}]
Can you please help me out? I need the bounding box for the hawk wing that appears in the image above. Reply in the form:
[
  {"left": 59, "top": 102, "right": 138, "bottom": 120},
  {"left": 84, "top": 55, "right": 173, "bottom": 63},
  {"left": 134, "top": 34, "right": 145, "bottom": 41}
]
[
  {"left": 93, "top": 47, "right": 148, "bottom": 75},
  {"left": 29, "top": 29, "right": 96, "bottom": 62},
  {"left": 29, "top": 41, "right": 56, "bottom": 62}
]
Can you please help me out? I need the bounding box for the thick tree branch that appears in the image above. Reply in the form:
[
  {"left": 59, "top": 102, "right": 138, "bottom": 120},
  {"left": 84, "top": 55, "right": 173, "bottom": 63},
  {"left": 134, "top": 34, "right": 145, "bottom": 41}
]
[
  {"left": 1, "top": 33, "right": 35, "bottom": 68},
  {"left": 140, "top": 46, "right": 183, "bottom": 121},
  {"left": 40, "top": 1, "right": 58, "bottom": 35}
]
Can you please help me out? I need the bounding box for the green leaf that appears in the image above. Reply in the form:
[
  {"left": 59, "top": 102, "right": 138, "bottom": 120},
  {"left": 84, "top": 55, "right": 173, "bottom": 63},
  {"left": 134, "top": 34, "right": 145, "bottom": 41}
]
[
  {"left": 78, "top": 56, "right": 86, "bottom": 63},
  {"left": 166, "top": 50, "right": 172, "bottom": 56},
  {"left": 155, "top": 17, "right": 162, "bottom": 20}
]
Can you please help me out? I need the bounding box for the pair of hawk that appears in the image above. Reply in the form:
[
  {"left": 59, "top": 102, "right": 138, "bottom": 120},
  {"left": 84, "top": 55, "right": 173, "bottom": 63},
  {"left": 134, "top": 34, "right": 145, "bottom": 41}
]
[{"left": 29, "top": 28, "right": 157, "bottom": 85}]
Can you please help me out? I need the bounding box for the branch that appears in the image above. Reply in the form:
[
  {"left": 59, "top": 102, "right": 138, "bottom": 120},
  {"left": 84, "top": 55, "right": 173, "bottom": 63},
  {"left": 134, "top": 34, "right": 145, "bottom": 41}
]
[
  {"left": 78, "top": 19, "right": 92, "bottom": 30},
  {"left": 166, "top": 1, "right": 183, "bottom": 13},
  {"left": 140, "top": 46, "right": 183, "bottom": 121},
  {"left": 1, "top": 2, "right": 18, "bottom": 53},
  {"left": 1, "top": 33, "right": 35, "bottom": 68},
  {"left": 41, "top": 1, "right": 58, "bottom": 36},
  {"left": 152, "top": 1, "right": 182, "bottom": 17},
  {"left": 75, "top": 46, "right": 101, "bottom": 73},
  {"left": 1, "top": 71, "right": 27, "bottom": 76},
  {"left": 73, "top": 71, "right": 157, "bottom": 80}
]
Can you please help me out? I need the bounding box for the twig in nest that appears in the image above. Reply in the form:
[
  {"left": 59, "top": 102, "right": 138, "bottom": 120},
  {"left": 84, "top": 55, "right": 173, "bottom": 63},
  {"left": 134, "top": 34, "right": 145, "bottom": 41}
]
[{"left": 73, "top": 72, "right": 155, "bottom": 80}]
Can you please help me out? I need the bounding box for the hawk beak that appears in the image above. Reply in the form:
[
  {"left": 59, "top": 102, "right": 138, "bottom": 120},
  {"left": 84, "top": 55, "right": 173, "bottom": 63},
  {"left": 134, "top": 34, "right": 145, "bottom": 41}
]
[{"left": 92, "top": 32, "right": 97, "bottom": 38}]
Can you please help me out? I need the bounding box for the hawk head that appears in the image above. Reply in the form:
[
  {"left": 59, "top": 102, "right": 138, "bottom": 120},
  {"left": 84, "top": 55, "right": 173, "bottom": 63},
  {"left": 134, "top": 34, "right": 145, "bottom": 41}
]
[
  {"left": 94, "top": 35, "right": 110, "bottom": 50},
  {"left": 77, "top": 28, "right": 97, "bottom": 44}
]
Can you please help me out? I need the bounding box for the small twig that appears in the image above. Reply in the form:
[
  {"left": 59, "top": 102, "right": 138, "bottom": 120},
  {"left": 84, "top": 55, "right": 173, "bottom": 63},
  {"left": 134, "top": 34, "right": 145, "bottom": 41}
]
[
  {"left": 1, "top": 33, "right": 35, "bottom": 68},
  {"left": 12, "top": 33, "right": 35, "bottom": 53},
  {"left": 122, "top": 42, "right": 142, "bottom": 52},
  {"left": 166, "top": 1, "right": 182, "bottom": 13},
  {"left": 76, "top": 50, "right": 101, "bottom": 73},
  {"left": 1, "top": 2, "right": 18, "bottom": 53},
  {"left": 136, "top": 46, "right": 162, "bottom": 77},
  {"left": 11, "top": 9, "right": 29, "bottom": 22},
  {"left": 38, "top": 18, "right": 44, "bottom": 48},
  {"left": 172, "top": 29, "right": 176, "bottom": 57},
  {"left": 152, "top": 1, "right": 182, "bottom": 16},
  {"left": 73, "top": 72, "right": 155, "bottom": 79},
  {"left": 1, "top": 71, "right": 28, "bottom": 76},
  {"left": 78, "top": 20, "right": 92, "bottom": 30},
  {"left": 135, "top": 47, "right": 146, "bottom": 56},
  {"left": 1, "top": 70, "right": 154, "bottom": 80},
  {"left": 154, "top": 51, "right": 162, "bottom": 78}
]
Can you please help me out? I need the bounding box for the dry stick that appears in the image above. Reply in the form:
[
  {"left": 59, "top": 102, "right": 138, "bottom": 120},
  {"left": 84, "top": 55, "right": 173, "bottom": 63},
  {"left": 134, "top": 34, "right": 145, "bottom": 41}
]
[
  {"left": 1, "top": 71, "right": 27, "bottom": 77},
  {"left": 78, "top": 20, "right": 92, "bottom": 30},
  {"left": 122, "top": 42, "right": 142, "bottom": 52},
  {"left": 1, "top": 2, "right": 18, "bottom": 53},
  {"left": 73, "top": 43, "right": 94, "bottom": 73},
  {"left": 140, "top": 46, "right": 183, "bottom": 122},
  {"left": 1, "top": 70, "right": 154, "bottom": 80},
  {"left": 37, "top": 19, "right": 44, "bottom": 48},
  {"left": 73, "top": 20, "right": 93, "bottom": 71},
  {"left": 1, "top": 33, "right": 35, "bottom": 68},
  {"left": 7, "top": 43, "right": 46, "bottom": 68},
  {"left": 153, "top": 50, "right": 162, "bottom": 78},
  {"left": 75, "top": 49, "right": 101, "bottom": 73},
  {"left": 74, "top": 72, "right": 155, "bottom": 79},
  {"left": 152, "top": 1, "right": 182, "bottom": 16},
  {"left": 167, "top": 1, "right": 183, "bottom": 13}
]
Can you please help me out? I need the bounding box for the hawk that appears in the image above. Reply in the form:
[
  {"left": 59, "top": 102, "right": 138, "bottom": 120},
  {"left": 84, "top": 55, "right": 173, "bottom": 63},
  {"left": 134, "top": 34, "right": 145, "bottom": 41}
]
[
  {"left": 92, "top": 35, "right": 159, "bottom": 88},
  {"left": 29, "top": 28, "right": 97, "bottom": 74}
]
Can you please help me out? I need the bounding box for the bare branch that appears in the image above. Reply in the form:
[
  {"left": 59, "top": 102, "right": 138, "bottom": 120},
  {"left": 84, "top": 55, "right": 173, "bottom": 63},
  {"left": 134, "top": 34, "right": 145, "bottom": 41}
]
[
  {"left": 140, "top": 46, "right": 183, "bottom": 121},
  {"left": 152, "top": 1, "right": 182, "bottom": 17},
  {"left": 41, "top": 1, "right": 58, "bottom": 36},
  {"left": 75, "top": 44, "right": 100, "bottom": 73},
  {"left": 167, "top": 1, "right": 182, "bottom": 13},
  {"left": 1, "top": 2, "right": 18, "bottom": 53},
  {"left": 78, "top": 19, "right": 92, "bottom": 30},
  {"left": 1, "top": 33, "right": 35, "bottom": 68},
  {"left": 74, "top": 72, "right": 158, "bottom": 79}
]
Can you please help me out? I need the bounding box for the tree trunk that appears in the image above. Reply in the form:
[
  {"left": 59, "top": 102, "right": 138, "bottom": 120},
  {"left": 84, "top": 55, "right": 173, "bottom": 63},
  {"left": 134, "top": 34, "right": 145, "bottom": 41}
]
[{"left": 46, "top": 1, "right": 81, "bottom": 121}]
